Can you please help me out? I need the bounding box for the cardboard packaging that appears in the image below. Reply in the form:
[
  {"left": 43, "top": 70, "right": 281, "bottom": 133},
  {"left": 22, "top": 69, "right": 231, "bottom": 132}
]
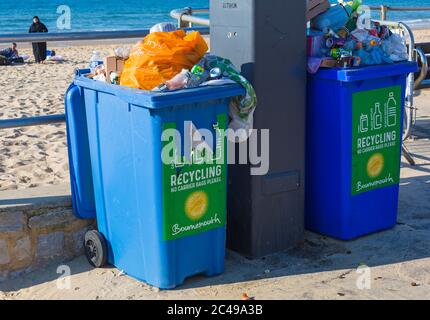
[
  {"left": 306, "top": 0, "right": 330, "bottom": 21},
  {"left": 320, "top": 58, "right": 338, "bottom": 68},
  {"left": 104, "top": 56, "right": 125, "bottom": 83}
]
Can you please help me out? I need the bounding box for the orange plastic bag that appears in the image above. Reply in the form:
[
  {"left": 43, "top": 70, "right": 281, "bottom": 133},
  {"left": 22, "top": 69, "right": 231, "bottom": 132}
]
[{"left": 120, "top": 30, "right": 208, "bottom": 90}]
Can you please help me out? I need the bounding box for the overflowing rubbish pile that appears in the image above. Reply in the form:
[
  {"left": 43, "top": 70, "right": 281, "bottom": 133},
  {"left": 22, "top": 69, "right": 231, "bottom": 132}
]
[
  {"left": 85, "top": 22, "right": 257, "bottom": 131},
  {"left": 307, "top": 0, "right": 409, "bottom": 73}
]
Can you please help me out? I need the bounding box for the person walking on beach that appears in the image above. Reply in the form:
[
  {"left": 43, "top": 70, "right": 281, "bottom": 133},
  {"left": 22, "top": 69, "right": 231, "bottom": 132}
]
[{"left": 29, "top": 16, "right": 48, "bottom": 64}]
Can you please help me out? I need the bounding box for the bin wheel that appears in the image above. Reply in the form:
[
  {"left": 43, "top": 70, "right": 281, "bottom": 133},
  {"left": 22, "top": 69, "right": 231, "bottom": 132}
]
[{"left": 84, "top": 230, "right": 107, "bottom": 268}]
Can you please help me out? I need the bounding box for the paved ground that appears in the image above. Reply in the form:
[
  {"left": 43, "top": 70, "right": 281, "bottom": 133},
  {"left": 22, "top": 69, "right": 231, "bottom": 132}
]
[{"left": 0, "top": 89, "right": 429, "bottom": 300}]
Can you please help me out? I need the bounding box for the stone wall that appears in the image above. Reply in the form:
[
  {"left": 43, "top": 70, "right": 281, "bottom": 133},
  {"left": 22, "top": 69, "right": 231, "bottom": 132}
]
[{"left": 0, "top": 201, "right": 94, "bottom": 282}]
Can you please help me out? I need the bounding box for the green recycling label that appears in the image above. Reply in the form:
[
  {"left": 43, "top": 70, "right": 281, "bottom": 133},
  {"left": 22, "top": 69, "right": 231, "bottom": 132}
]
[
  {"left": 162, "top": 114, "right": 227, "bottom": 241},
  {"left": 352, "top": 86, "right": 402, "bottom": 196}
]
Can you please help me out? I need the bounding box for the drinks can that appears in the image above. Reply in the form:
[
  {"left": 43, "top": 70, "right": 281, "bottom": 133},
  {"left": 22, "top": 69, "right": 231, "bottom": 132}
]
[{"left": 209, "top": 67, "right": 222, "bottom": 80}]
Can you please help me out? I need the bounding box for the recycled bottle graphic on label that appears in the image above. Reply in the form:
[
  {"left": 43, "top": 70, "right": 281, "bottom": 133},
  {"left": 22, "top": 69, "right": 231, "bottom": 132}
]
[
  {"left": 385, "top": 92, "right": 397, "bottom": 127},
  {"left": 371, "top": 103, "right": 383, "bottom": 130}
]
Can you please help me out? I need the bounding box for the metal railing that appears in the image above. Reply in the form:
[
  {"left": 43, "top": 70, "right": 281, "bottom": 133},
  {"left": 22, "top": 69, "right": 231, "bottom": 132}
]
[
  {"left": 371, "top": 20, "right": 421, "bottom": 165},
  {"left": 0, "top": 114, "right": 66, "bottom": 130},
  {"left": 0, "top": 27, "right": 209, "bottom": 44},
  {"left": 170, "top": 8, "right": 209, "bottom": 28},
  {"left": 0, "top": 26, "right": 209, "bottom": 129},
  {"left": 373, "top": 20, "right": 416, "bottom": 142},
  {"left": 369, "top": 5, "right": 430, "bottom": 21},
  {"left": 170, "top": 6, "right": 430, "bottom": 27},
  {"left": 415, "top": 47, "right": 429, "bottom": 89}
]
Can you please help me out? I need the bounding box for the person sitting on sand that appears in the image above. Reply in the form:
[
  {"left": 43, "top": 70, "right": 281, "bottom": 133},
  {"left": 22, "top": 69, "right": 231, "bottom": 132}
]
[
  {"left": 29, "top": 16, "right": 48, "bottom": 64},
  {"left": 0, "top": 43, "right": 19, "bottom": 59},
  {"left": 0, "top": 43, "right": 20, "bottom": 65}
]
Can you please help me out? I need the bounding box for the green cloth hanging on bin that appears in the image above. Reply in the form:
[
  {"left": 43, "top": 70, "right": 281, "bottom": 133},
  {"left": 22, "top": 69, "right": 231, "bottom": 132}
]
[{"left": 204, "top": 55, "right": 257, "bottom": 128}]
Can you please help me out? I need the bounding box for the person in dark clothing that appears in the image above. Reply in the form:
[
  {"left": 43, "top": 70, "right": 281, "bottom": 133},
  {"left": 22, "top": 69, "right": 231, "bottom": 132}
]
[
  {"left": 29, "top": 16, "right": 48, "bottom": 63},
  {"left": 0, "top": 43, "right": 20, "bottom": 65},
  {"left": 0, "top": 43, "right": 19, "bottom": 59}
]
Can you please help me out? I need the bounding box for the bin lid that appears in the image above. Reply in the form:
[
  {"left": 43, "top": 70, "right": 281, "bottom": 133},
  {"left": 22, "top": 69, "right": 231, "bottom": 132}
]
[
  {"left": 74, "top": 74, "right": 246, "bottom": 109},
  {"left": 311, "top": 61, "right": 418, "bottom": 82}
]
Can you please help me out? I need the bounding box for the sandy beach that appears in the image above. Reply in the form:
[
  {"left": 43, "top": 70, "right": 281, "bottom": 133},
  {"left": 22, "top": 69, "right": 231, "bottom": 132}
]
[
  {"left": 413, "top": 28, "right": 430, "bottom": 42},
  {"left": 0, "top": 29, "right": 429, "bottom": 191},
  {"left": 0, "top": 22, "right": 430, "bottom": 300},
  {"left": 0, "top": 42, "right": 134, "bottom": 191}
]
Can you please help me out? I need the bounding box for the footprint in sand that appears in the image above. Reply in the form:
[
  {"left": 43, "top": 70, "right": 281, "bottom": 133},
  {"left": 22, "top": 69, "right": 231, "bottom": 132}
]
[{"left": 19, "top": 176, "right": 31, "bottom": 184}]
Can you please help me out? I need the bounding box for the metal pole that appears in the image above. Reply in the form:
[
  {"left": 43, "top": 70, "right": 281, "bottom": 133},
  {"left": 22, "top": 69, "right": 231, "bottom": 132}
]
[
  {"left": 0, "top": 114, "right": 65, "bottom": 130},
  {"left": 170, "top": 8, "right": 210, "bottom": 27},
  {"left": 414, "top": 47, "right": 429, "bottom": 89},
  {"left": 381, "top": 5, "right": 388, "bottom": 21},
  {"left": 399, "top": 21, "right": 416, "bottom": 142},
  {"left": 402, "top": 146, "right": 416, "bottom": 166}
]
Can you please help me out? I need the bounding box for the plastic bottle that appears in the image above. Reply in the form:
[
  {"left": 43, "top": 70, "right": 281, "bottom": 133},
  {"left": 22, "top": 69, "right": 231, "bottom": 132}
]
[
  {"left": 326, "top": 37, "right": 346, "bottom": 49},
  {"left": 345, "top": 0, "right": 361, "bottom": 32},
  {"left": 352, "top": 0, "right": 363, "bottom": 11},
  {"left": 89, "top": 51, "right": 103, "bottom": 73},
  {"left": 155, "top": 67, "right": 208, "bottom": 91},
  {"left": 110, "top": 72, "right": 120, "bottom": 85},
  {"left": 187, "top": 64, "right": 210, "bottom": 87},
  {"left": 330, "top": 48, "right": 352, "bottom": 59},
  {"left": 165, "top": 69, "right": 189, "bottom": 90},
  {"left": 149, "top": 22, "right": 177, "bottom": 34}
]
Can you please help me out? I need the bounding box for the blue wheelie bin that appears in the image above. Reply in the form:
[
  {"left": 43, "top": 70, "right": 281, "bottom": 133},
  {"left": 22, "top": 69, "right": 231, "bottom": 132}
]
[
  {"left": 306, "top": 62, "right": 417, "bottom": 240},
  {"left": 65, "top": 69, "right": 244, "bottom": 289}
]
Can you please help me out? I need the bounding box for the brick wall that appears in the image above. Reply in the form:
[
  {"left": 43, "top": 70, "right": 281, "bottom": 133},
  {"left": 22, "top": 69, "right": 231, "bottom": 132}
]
[{"left": 0, "top": 204, "right": 95, "bottom": 282}]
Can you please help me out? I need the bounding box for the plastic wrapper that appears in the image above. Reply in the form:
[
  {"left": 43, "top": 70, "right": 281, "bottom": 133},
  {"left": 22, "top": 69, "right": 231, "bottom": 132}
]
[
  {"left": 149, "top": 22, "right": 177, "bottom": 34},
  {"left": 311, "top": 4, "right": 352, "bottom": 32},
  {"left": 381, "top": 34, "right": 409, "bottom": 62},
  {"left": 120, "top": 30, "right": 208, "bottom": 90},
  {"left": 203, "top": 55, "right": 257, "bottom": 136},
  {"left": 114, "top": 47, "right": 131, "bottom": 60}
]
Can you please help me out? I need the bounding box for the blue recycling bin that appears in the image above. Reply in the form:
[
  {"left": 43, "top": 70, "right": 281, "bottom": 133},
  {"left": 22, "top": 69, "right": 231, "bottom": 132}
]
[
  {"left": 306, "top": 62, "right": 417, "bottom": 240},
  {"left": 65, "top": 82, "right": 96, "bottom": 219},
  {"left": 65, "top": 69, "right": 244, "bottom": 289}
]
